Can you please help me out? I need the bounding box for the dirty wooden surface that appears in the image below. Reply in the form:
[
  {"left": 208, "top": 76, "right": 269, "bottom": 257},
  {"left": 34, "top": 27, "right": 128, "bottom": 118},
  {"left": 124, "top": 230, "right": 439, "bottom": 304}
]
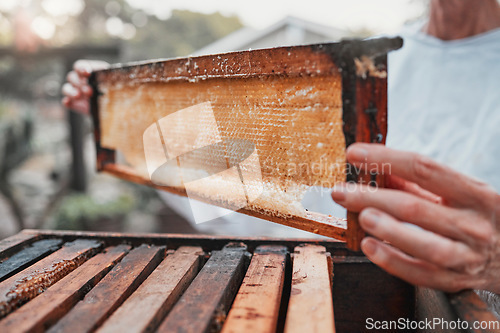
[
  {"left": 284, "top": 244, "right": 335, "bottom": 333},
  {"left": 96, "top": 246, "right": 202, "bottom": 333},
  {"left": 222, "top": 245, "right": 287, "bottom": 333},
  {"left": 103, "top": 164, "right": 349, "bottom": 242},
  {"left": 0, "top": 245, "right": 129, "bottom": 332},
  {"left": 0, "top": 232, "right": 40, "bottom": 260},
  {"left": 0, "top": 239, "right": 102, "bottom": 318},
  {"left": 49, "top": 244, "right": 165, "bottom": 333},
  {"left": 0, "top": 229, "right": 496, "bottom": 333},
  {"left": 156, "top": 244, "right": 249, "bottom": 333},
  {"left": 0, "top": 239, "right": 62, "bottom": 281},
  {"left": 344, "top": 64, "right": 389, "bottom": 250},
  {"left": 416, "top": 288, "right": 500, "bottom": 333}
]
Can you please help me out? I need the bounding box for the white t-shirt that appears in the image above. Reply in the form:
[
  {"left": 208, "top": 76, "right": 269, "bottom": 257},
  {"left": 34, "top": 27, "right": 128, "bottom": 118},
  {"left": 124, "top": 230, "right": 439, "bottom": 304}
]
[
  {"left": 388, "top": 22, "right": 500, "bottom": 317},
  {"left": 387, "top": 22, "right": 500, "bottom": 193}
]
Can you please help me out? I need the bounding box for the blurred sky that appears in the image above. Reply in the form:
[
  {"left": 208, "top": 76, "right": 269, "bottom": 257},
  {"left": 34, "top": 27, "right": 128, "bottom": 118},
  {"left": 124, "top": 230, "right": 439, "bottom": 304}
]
[
  {"left": 125, "top": 0, "right": 428, "bottom": 33},
  {"left": 0, "top": 0, "right": 428, "bottom": 43}
]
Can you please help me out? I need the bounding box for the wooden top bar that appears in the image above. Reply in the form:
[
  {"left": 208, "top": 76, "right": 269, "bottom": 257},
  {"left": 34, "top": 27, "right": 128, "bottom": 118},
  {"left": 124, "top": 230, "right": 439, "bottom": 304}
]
[
  {"left": 285, "top": 245, "right": 335, "bottom": 333},
  {"left": 222, "top": 246, "right": 288, "bottom": 333},
  {"left": 96, "top": 246, "right": 202, "bottom": 333},
  {"left": 50, "top": 245, "right": 165, "bottom": 333}
]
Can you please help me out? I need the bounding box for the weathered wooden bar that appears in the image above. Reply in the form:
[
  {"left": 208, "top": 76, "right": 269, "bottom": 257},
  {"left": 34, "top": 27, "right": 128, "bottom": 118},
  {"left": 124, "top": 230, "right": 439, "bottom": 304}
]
[
  {"left": 50, "top": 244, "right": 165, "bottom": 333},
  {"left": 285, "top": 245, "right": 335, "bottom": 333},
  {"left": 0, "top": 245, "right": 130, "bottom": 332},
  {"left": 0, "top": 229, "right": 497, "bottom": 332},
  {"left": 0, "top": 239, "right": 62, "bottom": 281},
  {"left": 222, "top": 245, "right": 287, "bottom": 333},
  {"left": 0, "top": 239, "right": 102, "bottom": 318},
  {"left": 156, "top": 243, "right": 249, "bottom": 332},
  {"left": 96, "top": 246, "right": 202, "bottom": 333}
]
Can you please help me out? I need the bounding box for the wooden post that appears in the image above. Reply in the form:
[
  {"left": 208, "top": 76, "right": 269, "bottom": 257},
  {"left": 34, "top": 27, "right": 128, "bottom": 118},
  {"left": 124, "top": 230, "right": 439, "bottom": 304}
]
[{"left": 66, "top": 67, "right": 88, "bottom": 193}]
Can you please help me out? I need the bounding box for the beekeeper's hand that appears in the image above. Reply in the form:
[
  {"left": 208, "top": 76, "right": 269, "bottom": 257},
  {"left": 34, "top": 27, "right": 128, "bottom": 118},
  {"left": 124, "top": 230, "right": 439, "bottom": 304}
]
[
  {"left": 331, "top": 143, "right": 500, "bottom": 293},
  {"left": 62, "top": 60, "right": 109, "bottom": 114}
]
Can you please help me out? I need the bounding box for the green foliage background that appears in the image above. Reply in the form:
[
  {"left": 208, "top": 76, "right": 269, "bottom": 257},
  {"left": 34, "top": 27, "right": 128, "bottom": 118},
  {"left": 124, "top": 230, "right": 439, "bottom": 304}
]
[
  {"left": 0, "top": 1, "right": 243, "bottom": 98},
  {"left": 128, "top": 10, "right": 242, "bottom": 60},
  {"left": 0, "top": 0, "right": 243, "bottom": 60}
]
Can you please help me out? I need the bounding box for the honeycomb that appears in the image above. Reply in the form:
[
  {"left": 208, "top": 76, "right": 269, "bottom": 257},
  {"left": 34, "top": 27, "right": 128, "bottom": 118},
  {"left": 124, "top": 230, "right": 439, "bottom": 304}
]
[{"left": 98, "top": 73, "right": 345, "bottom": 218}]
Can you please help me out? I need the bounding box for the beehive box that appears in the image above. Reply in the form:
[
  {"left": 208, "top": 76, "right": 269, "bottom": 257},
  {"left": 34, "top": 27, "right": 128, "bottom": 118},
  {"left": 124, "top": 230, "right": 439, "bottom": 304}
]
[{"left": 0, "top": 230, "right": 497, "bottom": 332}]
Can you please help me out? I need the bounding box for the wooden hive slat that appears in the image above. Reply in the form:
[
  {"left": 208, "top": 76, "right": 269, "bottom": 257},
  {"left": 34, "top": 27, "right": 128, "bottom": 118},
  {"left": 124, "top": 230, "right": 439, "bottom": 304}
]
[
  {"left": 222, "top": 245, "right": 288, "bottom": 333},
  {"left": 49, "top": 244, "right": 165, "bottom": 333},
  {"left": 96, "top": 246, "right": 203, "bottom": 333},
  {"left": 0, "top": 231, "right": 41, "bottom": 260},
  {"left": 0, "top": 239, "right": 62, "bottom": 282},
  {"left": 0, "top": 244, "right": 130, "bottom": 332},
  {"left": 0, "top": 239, "right": 102, "bottom": 318},
  {"left": 156, "top": 243, "right": 249, "bottom": 333},
  {"left": 284, "top": 244, "right": 335, "bottom": 333}
]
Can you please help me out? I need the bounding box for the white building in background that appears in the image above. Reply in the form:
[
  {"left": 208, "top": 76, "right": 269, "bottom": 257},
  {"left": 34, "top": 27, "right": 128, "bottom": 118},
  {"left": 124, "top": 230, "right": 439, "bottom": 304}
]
[{"left": 193, "top": 16, "right": 349, "bottom": 56}]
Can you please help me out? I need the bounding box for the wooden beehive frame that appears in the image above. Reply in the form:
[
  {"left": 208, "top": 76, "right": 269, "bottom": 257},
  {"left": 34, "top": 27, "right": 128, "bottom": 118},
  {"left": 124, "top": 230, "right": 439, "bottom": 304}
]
[{"left": 89, "top": 38, "right": 403, "bottom": 250}]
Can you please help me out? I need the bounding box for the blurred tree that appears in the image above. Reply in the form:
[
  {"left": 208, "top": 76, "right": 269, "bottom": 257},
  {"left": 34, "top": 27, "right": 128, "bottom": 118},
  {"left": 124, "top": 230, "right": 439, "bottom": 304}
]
[
  {"left": 0, "top": 0, "right": 243, "bottom": 99},
  {"left": 0, "top": 1, "right": 243, "bottom": 233},
  {"left": 125, "top": 10, "right": 243, "bottom": 60}
]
